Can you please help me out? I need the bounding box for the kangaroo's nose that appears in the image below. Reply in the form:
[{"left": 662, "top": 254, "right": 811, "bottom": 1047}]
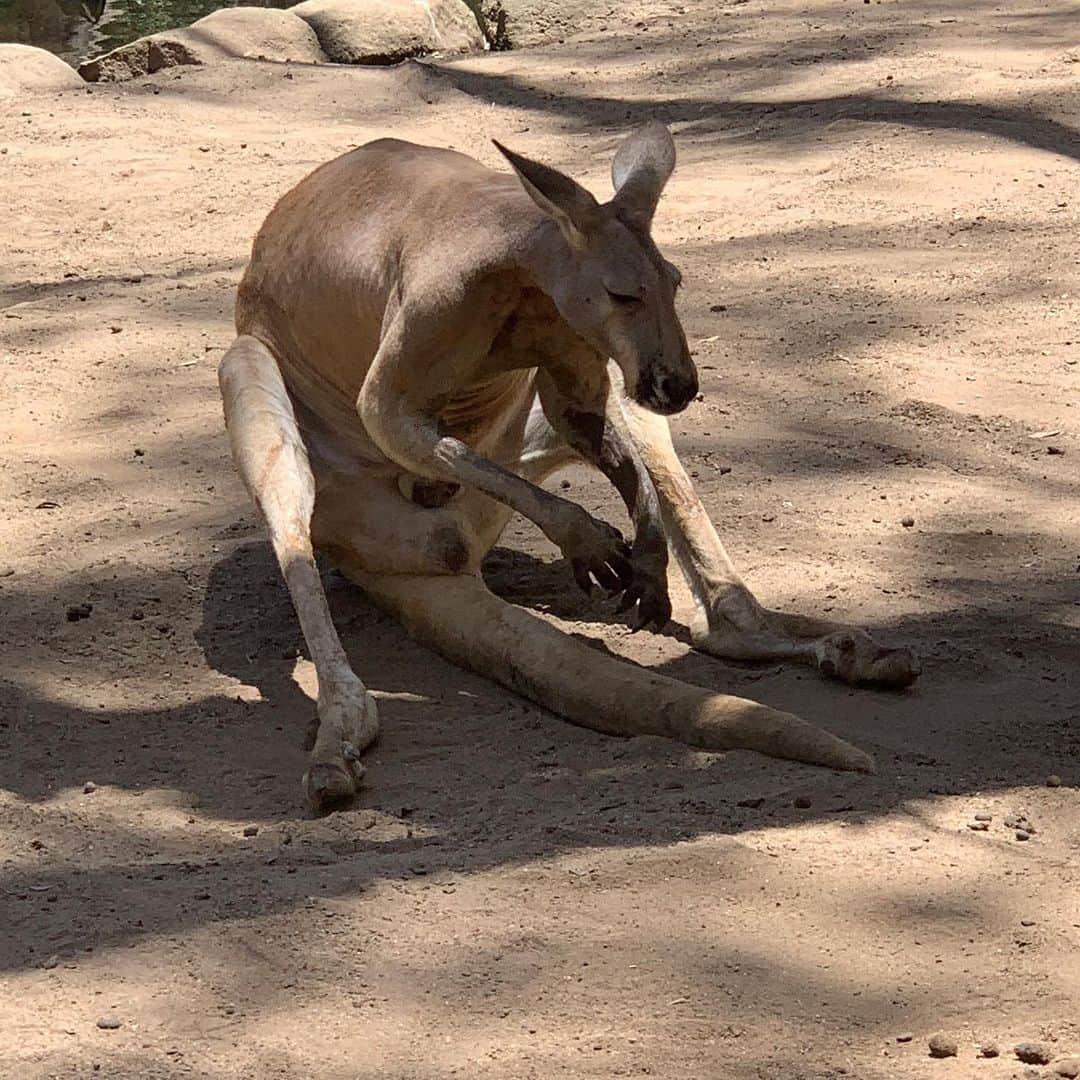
[{"left": 658, "top": 371, "right": 698, "bottom": 413}]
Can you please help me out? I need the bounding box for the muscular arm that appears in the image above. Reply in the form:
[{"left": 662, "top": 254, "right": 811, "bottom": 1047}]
[
  {"left": 537, "top": 357, "right": 671, "bottom": 631},
  {"left": 356, "top": 297, "right": 633, "bottom": 592}
]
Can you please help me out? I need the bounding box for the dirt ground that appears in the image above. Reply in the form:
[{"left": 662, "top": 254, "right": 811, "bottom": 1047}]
[{"left": 2, "top": 0, "right": 1079, "bottom": 1076}]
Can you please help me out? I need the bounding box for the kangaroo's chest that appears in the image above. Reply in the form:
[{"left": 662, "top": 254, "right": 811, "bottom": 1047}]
[{"left": 438, "top": 288, "right": 593, "bottom": 443}]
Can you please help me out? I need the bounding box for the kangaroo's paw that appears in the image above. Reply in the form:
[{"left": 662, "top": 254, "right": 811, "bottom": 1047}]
[{"left": 815, "top": 631, "right": 919, "bottom": 689}]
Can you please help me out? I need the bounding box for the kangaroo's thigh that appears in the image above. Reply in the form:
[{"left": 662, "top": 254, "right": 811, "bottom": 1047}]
[
  {"left": 312, "top": 383, "right": 553, "bottom": 575},
  {"left": 311, "top": 468, "right": 515, "bottom": 576}
]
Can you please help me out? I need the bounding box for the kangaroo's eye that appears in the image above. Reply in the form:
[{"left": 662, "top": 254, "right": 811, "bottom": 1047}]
[{"left": 606, "top": 287, "right": 642, "bottom": 306}]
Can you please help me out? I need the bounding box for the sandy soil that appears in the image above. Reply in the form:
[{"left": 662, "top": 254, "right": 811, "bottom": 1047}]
[{"left": 2, "top": 0, "right": 1079, "bottom": 1076}]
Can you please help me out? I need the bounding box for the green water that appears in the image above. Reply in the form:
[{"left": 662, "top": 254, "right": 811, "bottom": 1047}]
[{"left": 0, "top": 0, "right": 293, "bottom": 64}]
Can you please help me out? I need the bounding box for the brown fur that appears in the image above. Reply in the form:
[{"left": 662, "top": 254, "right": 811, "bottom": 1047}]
[{"left": 218, "top": 125, "right": 916, "bottom": 809}]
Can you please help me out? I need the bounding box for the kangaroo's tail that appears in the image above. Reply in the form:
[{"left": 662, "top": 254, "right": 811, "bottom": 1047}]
[{"left": 341, "top": 566, "right": 874, "bottom": 773}]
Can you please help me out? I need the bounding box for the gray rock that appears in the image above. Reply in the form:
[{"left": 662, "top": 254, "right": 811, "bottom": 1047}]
[
  {"left": 291, "top": 0, "right": 484, "bottom": 64},
  {"left": 96, "top": 1015, "right": 122, "bottom": 1030},
  {"left": 0, "top": 44, "right": 83, "bottom": 99},
  {"left": 1015, "top": 1043, "right": 1053, "bottom": 1065},
  {"left": 1053, "top": 1059, "right": 1080, "bottom": 1078},
  {"left": 978, "top": 1041, "right": 1000, "bottom": 1058},
  {"left": 928, "top": 1034, "right": 958, "bottom": 1058},
  {"left": 80, "top": 7, "right": 327, "bottom": 83}
]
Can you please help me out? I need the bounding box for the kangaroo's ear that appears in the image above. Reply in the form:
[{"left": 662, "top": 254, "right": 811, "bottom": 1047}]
[
  {"left": 493, "top": 140, "right": 601, "bottom": 247},
  {"left": 610, "top": 121, "right": 676, "bottom": 230}
]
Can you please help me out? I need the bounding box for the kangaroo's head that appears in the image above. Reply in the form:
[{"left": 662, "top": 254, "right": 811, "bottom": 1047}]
[{"left": 494, "top": 123, "right": 696, "bottom": 415}]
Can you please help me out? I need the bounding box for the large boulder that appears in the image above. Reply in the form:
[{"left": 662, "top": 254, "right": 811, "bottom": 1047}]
[
  {"left": 290, "top": 0, "right": 485, "bottom": 64},
  {"left": 79, "top": 7, "right": 328, "bottom": 83},
  {"left": 184, "top": 6, "right": 329, "bottom": 62},
  {"left": 0, "top": 43, "right": 83, "bottom": 99}
]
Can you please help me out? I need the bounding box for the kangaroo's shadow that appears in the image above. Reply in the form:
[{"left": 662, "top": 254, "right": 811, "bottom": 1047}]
[{"left": 197, "top": 539, "right": 733, "bottom": 727}]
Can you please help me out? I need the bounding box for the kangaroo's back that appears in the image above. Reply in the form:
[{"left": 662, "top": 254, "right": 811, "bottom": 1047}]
[{"left": 236, "top": 139, "right": 533, "bottom": 408}]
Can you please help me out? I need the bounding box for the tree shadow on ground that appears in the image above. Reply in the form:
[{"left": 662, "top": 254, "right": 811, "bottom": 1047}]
[
  {"left": 442, "top": 69, "right": 1080, "bottom": 163},
  {"left": 432, "top": 0, "right": 1080, "bottom": 166}
]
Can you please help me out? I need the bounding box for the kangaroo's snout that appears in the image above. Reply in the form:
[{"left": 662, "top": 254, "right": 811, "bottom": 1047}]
[{"left": 634, "top": 364, "right": 698, "bottom": 416}]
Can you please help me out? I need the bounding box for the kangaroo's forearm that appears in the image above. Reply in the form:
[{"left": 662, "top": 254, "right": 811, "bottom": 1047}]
[
  {"left": 431, "top": 434, "right": 578, "bottom": 541},
  {"left": 360, "top": 388, "right": 581, "bottom": 544},
  {"left": 538, "top": 371, "right": 666, "bottom": 556},
  {"left": 564, "top": 406, "right": 664, "bottom": 547}
]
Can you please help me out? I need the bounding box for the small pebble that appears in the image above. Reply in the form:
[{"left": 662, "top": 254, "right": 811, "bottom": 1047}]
[
  {"left": 83, "top": 781, "right": 96, "bottom": 794},
  {"left": 978, "top": 1042, "right": 1000, "bottom": 1058},
  {"left": 1015, "top": 830, "right": 1031, "bottom": 841},
  {"left": 41, "top": 954, "right": 59, "bottom": 970},
  {"left": 968, "top": 821, "right": 989, "bottom": 831},
  {"left": 66, "top": 602, "right": 93, "bottom": 622},
  {"left": 896, "top": 1032, "right": 914, "bottom": 1043},
  {"left": 901, "top": 516, "right": 915, "bottom": 528},
  {"left": 1016, "top": 1043, "right": 1053, "bottom": 1065},
  {"left": 243, "top": 825, "right": 259, "bottom": 837},
  {"left": 1053, "top": 1058, "right": 1080, "bottom": 1078},
  {"left": 96, "top": 1016, "right": 122, "bottom": 1030},
  {"left": 793, "top": 796, "right": 812, "bottom": 809},
  {"left": 929, "top": 1034, "right": 958, "bottom": 1058},
  {"left": 1020, "top": 918, "right": 1036, "bottom": 927},
  {"left": 1046, "top": 775, "right": 1062, "bottom": 788},
  {"left": 974, "top": 812, "right": 993, "bottom": 822}
]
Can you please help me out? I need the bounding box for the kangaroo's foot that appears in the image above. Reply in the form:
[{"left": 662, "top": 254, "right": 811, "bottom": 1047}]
[
  {"left": 303, "top": 675, "right": 380, "bottom": 811},
  {"left": 691, "top": 605, "right": 919, "bottom": 689}
]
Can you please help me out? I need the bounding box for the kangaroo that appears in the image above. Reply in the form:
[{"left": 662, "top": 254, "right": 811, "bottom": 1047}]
[{"left": 218, "top": 122, "right": 918, "bottom": 810}]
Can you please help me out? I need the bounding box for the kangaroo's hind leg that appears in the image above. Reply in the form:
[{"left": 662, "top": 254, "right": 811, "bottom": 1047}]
[
  {"left": 618, "top": 387, "right": 919, "bottom": 688},
  {"left": 218, "top": 335, "right": 379, "bottom": 811}
]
